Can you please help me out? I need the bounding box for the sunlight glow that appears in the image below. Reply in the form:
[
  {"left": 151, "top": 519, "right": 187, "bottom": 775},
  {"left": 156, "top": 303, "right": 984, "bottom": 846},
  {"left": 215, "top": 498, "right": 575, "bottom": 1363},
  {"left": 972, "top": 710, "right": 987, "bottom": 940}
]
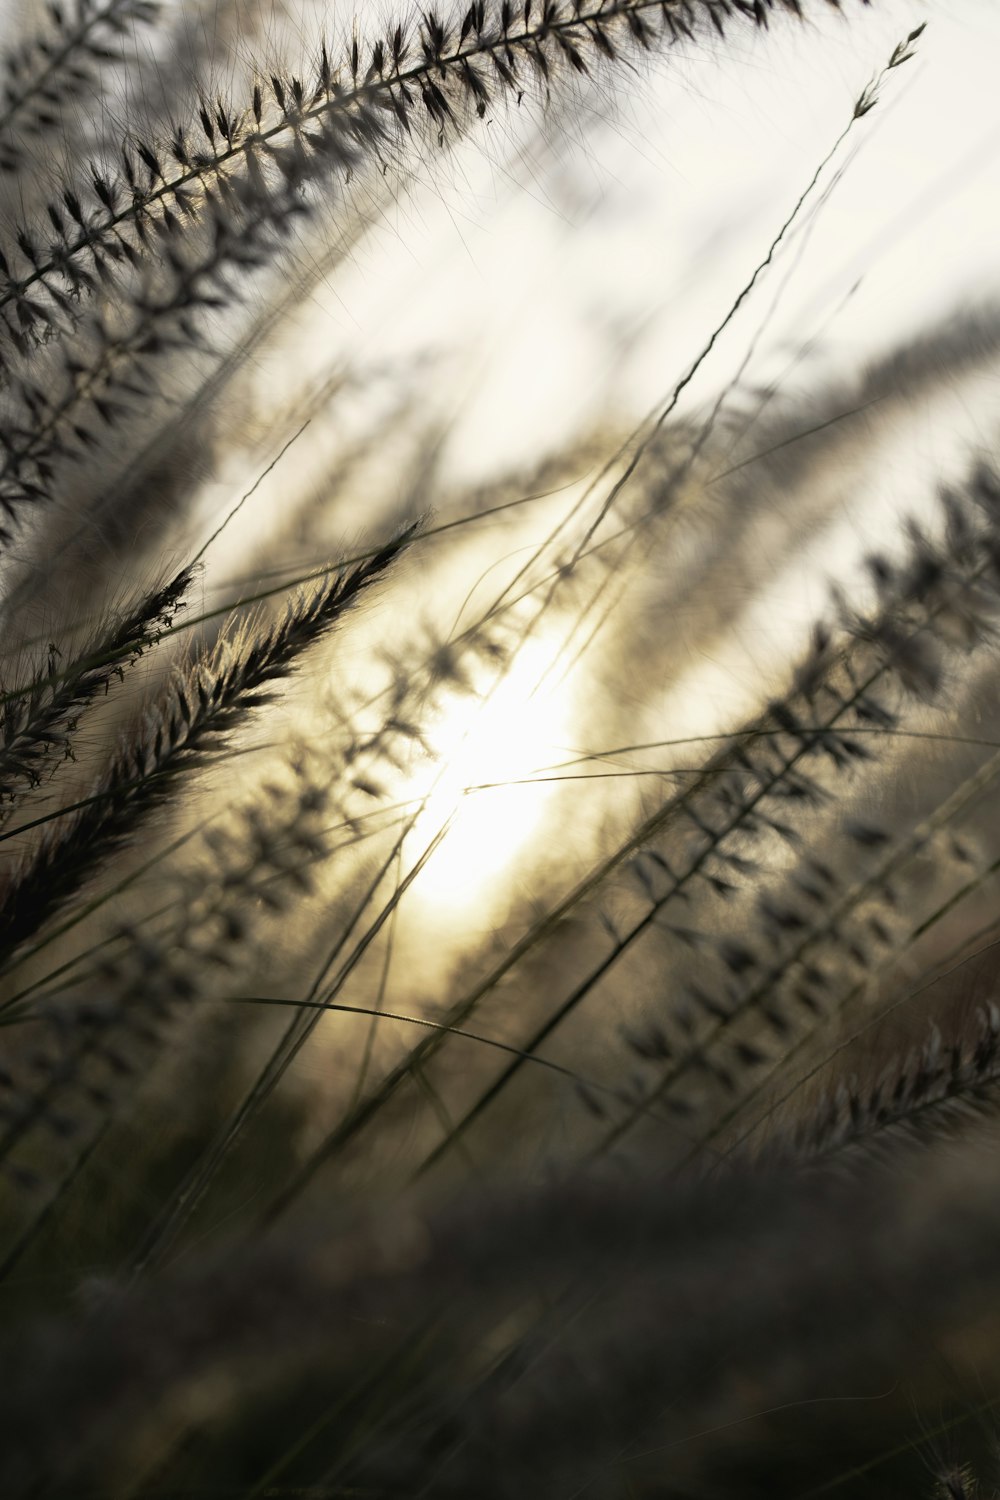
[{"left": 402, "top": 634, "right": 576, "bottom": 921}]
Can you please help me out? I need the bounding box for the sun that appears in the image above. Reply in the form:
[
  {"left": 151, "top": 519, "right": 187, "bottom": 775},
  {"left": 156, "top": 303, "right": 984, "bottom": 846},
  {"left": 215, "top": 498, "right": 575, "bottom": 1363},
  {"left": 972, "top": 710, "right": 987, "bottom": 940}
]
[{"left": 399, "top": 631, "right": 577, "bottom": 925}]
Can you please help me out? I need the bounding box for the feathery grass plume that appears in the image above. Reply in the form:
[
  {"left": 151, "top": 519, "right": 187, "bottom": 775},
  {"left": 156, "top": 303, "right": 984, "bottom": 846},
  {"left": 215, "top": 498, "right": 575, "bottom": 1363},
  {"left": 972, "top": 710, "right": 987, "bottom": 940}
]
[
  {"left": 0, "top": 176, "right": 312, "bottom": 542},
  {"left": 0, "top": 0, "right": 872, "bottom": 367},
  {"left": 583, "top": 505, "right": 1000, "bottom": 1154},
  {"left": 934, "top": 1472, "right": 985, "bottom": 1500},
  {"left": 782, "top": 1002, "right": 1000, "bottom": 1171},
  {"left": 0, "top": 0, "right": 160, "bottom": 175},
  {"left": 0, "top": 564, "right": 191, "bottom": 810},
  {"left": 733, "top": 787, "right": 1000, "bottom": 1171},
  {"left": 0, "top": 755, "right": 328, "bottom": 1244},
  {"left": 0, "top": 167, "right": 397, "bottom": 611},
  {"left": 0, "top": 527, "right": 413, "bottom": 971},
  {"left": 595, "top": 750, "right": 1000, "bottom": 1167},
  {"left": 4, "top": 1151, "right": 1000, "bottom": 1497}
]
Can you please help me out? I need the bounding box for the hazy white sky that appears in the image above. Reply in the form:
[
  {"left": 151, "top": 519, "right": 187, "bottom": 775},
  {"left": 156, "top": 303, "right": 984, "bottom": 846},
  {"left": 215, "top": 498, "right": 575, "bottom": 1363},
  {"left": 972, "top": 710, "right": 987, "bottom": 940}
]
[{"left": 279, "top": 0, "right": 998, "bottom": 482}]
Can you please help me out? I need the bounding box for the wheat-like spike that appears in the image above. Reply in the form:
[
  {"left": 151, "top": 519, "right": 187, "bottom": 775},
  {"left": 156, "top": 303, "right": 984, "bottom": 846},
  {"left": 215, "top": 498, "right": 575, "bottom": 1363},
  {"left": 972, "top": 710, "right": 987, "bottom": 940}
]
[
  {"left": 0, "top": 528, "right": 413, "bottom": 970},
  {"left": 597, "top": 747, "right": 1000, "bottom": 1163},
  {"left": 0, "top": 566, "right": 192, "bottom": 808},
  {"left": 0, "top": 929, "right": 194, "bottom": 1184},
  {"left": 719, "top": 808, "right": 1000, "bottom": 1167},
  {"left": 0, "top": 761, "right": 329, "bottom": 1204},
  {"left": 932, "top": 1469, "right": 983, "bottom": 1500},
  {"left": 617, "top": 796, "right": 992, "bottom": 1169},
  {"left": 0, "top": 584, "right": 504, "bottom": 1045},
  {"left": 785, "top": 1004, "right": 1000, "bottom": 1169},
  {"left": 587, "top": 521, "right": 1000, "bottom": 1159},
  {"left": 0, "top": 0, "right": 160, "bottom": 173},
  {"left": 0, "top": 184, "right": 310, "bottom": 540},
  {"left": 0, "top": 0, "right": 873, "bottom": 362}
]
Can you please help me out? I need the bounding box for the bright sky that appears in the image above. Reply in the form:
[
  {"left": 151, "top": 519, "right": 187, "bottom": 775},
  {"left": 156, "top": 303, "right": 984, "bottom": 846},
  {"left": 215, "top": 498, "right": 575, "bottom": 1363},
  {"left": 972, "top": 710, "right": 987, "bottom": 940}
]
[{"left": 274, "top": 0, "right": 1000, "bottom": 483}]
